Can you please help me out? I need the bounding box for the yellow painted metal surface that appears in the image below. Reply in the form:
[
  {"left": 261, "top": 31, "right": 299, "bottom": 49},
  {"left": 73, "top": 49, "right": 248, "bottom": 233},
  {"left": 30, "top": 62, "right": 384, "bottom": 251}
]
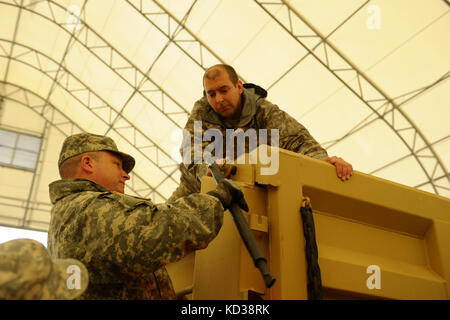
[{"left": 168, "top": 147, "right": 450, "bottom": 299}]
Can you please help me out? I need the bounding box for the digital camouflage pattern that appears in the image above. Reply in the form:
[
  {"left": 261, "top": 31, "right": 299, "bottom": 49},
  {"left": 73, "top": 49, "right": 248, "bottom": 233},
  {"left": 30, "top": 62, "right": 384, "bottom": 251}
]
[
  {"left": 0, "top": 238, "right": 88, "bottom": 300},
  {"left": 169, "top": 84, "right": 328, "bottom": 201},
  {"left": 58, "top": 133, "right": 135, "bottom": 173},
  {"left": 47, "top": 178, "right": 224, "bottom": 299},
  {"left": 184, "top": 84, "right": 328, "bottom": 162}
]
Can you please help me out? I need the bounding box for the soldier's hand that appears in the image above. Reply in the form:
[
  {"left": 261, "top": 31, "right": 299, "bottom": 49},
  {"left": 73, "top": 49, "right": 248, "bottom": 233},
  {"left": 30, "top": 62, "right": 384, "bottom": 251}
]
[
  {"left": 205, "top": 159, "right": 237, "bottom": 179},
  {"left": 207, "top": 179, "right": 249, "bottom": 212},
  {"left": 322, "top": 156, "right": 353, "bottom": 181},
  {"left": 220, "top": 164, "right": 237, "bottom": 178}
]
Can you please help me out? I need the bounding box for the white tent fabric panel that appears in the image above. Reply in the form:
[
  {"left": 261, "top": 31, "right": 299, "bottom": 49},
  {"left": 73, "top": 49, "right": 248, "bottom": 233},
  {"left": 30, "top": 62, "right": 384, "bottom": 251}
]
[
  {"left": 16, "top": 12, "right": 70, "bottom": 63},
  {"left": 403, "top": 82, "right": 450, "bottom": 143},
  {"left": 0, "top": 0, "right": 448, "bottom": 233},
  {"left": 269, "top": 56, "right": 353, "bottom": 121},
  {"left": 148, "top": 45, "right": 206, "bottom": 110},
  {"left": 187, "top": 0, "right": 274, "bottom": 63},
  {"left": 1, "top": 102, "right": 46, "bottom": 134},
  {"left": 0, "top": 4, "right": 19, "bottom": 40},
  {"left": 0, "top": 167, "right": 34, "bottom": 199},
  {"left": 286, "top": 0, "right": 368, "bottom": 35}
]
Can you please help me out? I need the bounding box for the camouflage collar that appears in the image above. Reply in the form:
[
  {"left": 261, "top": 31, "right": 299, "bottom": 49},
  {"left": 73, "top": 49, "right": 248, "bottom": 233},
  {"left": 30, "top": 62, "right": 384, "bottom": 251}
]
[{"left": 49, "top": 178, "right": 110, "bottom": 204}]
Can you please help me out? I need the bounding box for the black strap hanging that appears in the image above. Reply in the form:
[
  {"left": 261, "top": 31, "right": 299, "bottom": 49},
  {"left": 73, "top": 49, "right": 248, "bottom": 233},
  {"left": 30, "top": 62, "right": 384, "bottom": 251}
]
[{"left": 300, "top": 197, "right": 323, "bottom": 300}]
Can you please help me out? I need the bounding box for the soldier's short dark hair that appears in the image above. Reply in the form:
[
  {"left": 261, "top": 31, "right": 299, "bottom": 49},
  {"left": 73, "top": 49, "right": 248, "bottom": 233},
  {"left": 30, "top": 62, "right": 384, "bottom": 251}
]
[{"left": 203, "top": 64, "right": 239, "bottom": 86}]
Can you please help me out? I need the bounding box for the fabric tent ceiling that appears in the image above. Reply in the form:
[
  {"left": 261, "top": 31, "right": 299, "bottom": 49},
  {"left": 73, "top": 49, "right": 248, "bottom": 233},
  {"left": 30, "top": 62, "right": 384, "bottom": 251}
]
[{"left": 0, "top": 0, "right": 449, "bottom": 232}]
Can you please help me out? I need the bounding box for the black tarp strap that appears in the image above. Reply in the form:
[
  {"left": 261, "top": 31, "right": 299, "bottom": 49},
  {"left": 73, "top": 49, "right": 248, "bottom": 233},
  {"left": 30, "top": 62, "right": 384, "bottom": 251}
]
[{"left": 300, "top": 197, "right": 323, "bottom": 300}]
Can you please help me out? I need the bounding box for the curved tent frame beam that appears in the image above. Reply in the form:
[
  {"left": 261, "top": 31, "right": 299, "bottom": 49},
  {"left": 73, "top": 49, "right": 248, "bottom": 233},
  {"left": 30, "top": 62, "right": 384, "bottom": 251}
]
[
  {"left": 0, "top": 38, "right": 180, "bottom": 196},
  {"left": 1, "top": 1, "right": 447, "bottom": 197},
  {"left": 0, "top": 118, "right": 52, "bottom": 231},
  {"left": 127, "top": 0, "right": 249, "bottom": 83},
  {"left": 253, "top": 0, "right": 449, "bottom": 195},
  {"left": 125, "top": 0, "right": 221, "bottom": 71},
  {"left": 0, "top": 81, "right": 166, "bottom": 202},
  {"left": 0, "top": 0, "right": 248, "bottom": 201},
  {"left": 0, "top": 0, "right": 191, "bottom": 127},
  {"left": 21, "top": 121, "right": 49, "bottom": 229}
]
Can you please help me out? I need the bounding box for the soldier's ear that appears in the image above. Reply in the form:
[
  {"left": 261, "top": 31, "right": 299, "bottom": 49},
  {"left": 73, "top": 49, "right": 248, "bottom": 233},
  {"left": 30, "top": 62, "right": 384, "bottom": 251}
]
[
  {"left": 237, "top": 80, "right": 244, "bottom": 94},
  {"left": 80, "top": 154, "right": 95, "bottom": 174}
]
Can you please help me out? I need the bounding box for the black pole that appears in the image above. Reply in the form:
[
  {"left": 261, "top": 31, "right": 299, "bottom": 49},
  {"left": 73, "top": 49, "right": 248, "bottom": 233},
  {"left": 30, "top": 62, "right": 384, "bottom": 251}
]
[{"left": 208, "top": 162, "right": 276, "bottom": 288}]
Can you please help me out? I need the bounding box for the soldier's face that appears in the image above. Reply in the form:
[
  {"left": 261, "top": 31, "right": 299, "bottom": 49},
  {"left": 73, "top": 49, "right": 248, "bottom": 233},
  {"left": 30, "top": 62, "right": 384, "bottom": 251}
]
[
  {"left": 92, "top": 151, "right": 130, "bottom": 193},
  {"left": 204, "top": 72, "right": 243, "bottom": 120}
]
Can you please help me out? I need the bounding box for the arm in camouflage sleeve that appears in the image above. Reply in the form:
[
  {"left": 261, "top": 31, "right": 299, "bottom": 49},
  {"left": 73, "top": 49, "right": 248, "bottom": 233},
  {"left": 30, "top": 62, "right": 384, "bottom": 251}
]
[
  {"left": 180, "top": 110, "right": 212, "bottom": 166},
  {"left": 263, "top": 102, "right": 328, "bottom": 159},
  {"left": 175, "top": 106, "right": 214, "bottom": 198},
  {"left": 83, "top": 192, "right": 224, "bottom": 274},
  {"left": 167, "top": 163, "right": 202, "bottom": 203}
]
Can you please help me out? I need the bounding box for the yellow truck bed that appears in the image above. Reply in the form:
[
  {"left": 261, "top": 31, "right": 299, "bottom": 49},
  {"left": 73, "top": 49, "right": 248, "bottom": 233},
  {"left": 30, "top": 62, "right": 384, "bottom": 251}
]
[{"left": 167, "top": 147, "right": 450, "bottom": 300}]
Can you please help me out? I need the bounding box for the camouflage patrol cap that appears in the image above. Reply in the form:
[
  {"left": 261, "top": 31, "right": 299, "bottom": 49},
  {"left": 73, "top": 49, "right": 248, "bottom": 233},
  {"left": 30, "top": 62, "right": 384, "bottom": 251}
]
[
  {"left": 0, "top": 239, "right": 89, "bottom": 300},
  {"left": 58, "top": 133, "right": 135, "bottom": 173}
]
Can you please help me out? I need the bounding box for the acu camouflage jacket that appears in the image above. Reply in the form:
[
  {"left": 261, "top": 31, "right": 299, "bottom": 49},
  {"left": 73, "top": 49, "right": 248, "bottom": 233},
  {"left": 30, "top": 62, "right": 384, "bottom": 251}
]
[
  {"left": 168, "top": 84, "right": 328, "bottom": 202},
  {"left": 48, "top": 178, "right": 224, "bottom": 299}
]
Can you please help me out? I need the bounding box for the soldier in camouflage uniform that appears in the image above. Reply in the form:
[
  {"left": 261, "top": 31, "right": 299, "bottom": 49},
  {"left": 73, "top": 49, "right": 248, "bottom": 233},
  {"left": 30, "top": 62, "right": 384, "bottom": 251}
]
[
  {"left": 169, "top": 64, "right": 354, "bottom": 201},
  {"left": 47, "top": 133, "right": 247, "bottom": 299},
  {"left": 0, "top": 238, "right": 88, "bottom": 299}
]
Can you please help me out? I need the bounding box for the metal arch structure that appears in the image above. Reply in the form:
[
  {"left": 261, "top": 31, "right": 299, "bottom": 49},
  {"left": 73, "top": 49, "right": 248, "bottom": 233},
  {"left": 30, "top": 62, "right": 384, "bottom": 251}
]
[
  {"left": 0, "top": 0, "right": 447, "bottom": 207},
  {"left": 338, "top": 71, "right": 450, "bottom": 188},
  {"left": 0, "top": 0, "right": 190, "bottom": 128},
  {"left": 0, "top": 82, "right": 81, "bottom": 138},
  {"left": 21, "top": 120, "right": 49, "bottom": 229},
  {"left": 0, "top": 0, "right": 233, "bottom": 232},
  {"left": 0, "top": 0, "right": 250, "bottom": 202},
  {"left": 253, "top": 0, "right": 449, "bottom": 195},
  {"left": 9, "top": 0, "right": 192, "bottom": 123},
  {"left": 322, "top": 71, "right": 450, "bottom": 151},
  {"left": 0, "top": 118, "right": 52, "bottom": 232},
  {"left": 318, "top": 69, "right": 449, "bottom": 194},
  {"left": 125, "top": 0, "right": 248, "bottom": 81},
  {"left": 0, "top": 0, "right": 197, "bottom": 197},
  {"left": 0, "top": 81, "right": 167, "bottom": 231},
  {"left": 2, "top": 0, "right": 24, "bottom": 83},
  {"left": 126, "top": 0, "right": 220, "bottom": 72},
  {"left": 12, "top": 0, "right": 89, "bottom": 231},
  {"left": 0, "top": 81, "right": 162, "bottom": 200},
  {"left": 148, "top": 0, "right": 448, "bottom": 195},
  {"left": 0, "top": 38, "right": 179, "bottom": 199}
]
